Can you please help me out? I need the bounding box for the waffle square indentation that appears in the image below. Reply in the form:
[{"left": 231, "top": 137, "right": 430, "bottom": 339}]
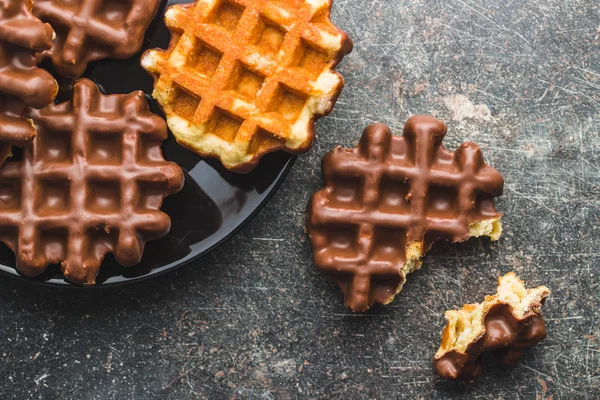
[
  {"left": 209, "top": 0, "right": 245, "bottom": 32},
  {"left": 35, "top": 179, "right": 70, "bottom": 215},
  {"left": 253, "top": 16, "right": 286, "bottom": 56},
  {"left": 86, "top": 180, "right": 121, "bottom": 214},
  {"left": 229, "top": 63, "right": 265, "bottom": 102}
]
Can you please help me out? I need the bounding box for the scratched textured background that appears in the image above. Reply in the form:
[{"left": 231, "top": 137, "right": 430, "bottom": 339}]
[{"left": 1, "top": 0, "right": 599, "bottom": 399}]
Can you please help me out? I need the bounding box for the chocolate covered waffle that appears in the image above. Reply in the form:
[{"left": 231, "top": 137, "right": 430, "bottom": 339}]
[
  {"left": 0, "top": 79, "right": 184, "bottom": 285},
  {"left": 142, "top": 0, "right": 352, "bottom": 172},
  {"left": 434, "top": 272, "right": 550, "bottom": 381},
  {"left": 307, "top": 116, "right": 504, "bottom": 312},
  {"left": 0, "top": 0, "right": 58, "bottom": 159},
  {"left": 33, "top": 0, "right": 161, "bottom": 78}
]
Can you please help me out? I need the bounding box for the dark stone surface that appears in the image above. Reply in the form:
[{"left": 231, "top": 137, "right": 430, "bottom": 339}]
[{"left": 1, "top": 0, "right": 599, "bottom": 398}]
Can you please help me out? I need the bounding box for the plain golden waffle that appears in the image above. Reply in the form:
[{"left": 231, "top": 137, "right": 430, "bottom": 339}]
[
  {"left": 0, "top": 79, "right": 184, "bottom": 285},
  {"left": 307, "top": 116, "right": 504, "bottom": 312},
  {"left": 142, "top": 0, "right": 352, "bottom": 172}
]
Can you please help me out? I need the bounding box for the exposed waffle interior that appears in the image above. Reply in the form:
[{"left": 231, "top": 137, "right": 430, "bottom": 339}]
[
  {"left": 434, "top": 272, "right": 550, "bottom": 380},
  {"left": 0, "top": 79, "right": 184, "bottom": 285},
  {"left": 33, "top": 0, "right": 161, "bottom": 77},
  {"left": 0, "top": 0, "right": 58, "bottom": 148},
  {"left": 307, "top": 116, "right": 504, "bottom": 312},
  {"left": 142, "top": 0, "right": 352, "bottom": 172}
]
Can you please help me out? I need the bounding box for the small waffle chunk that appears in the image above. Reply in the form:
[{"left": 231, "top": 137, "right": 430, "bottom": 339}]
[
  {"left": 307, "top": 116, "right": 504, "bottom": 312},
  {"left": 0, "top": 79, "right": 184, "bottom": 285},
  {"left": 0, "top": 0, "right": 58, "bottom": 152},
  {"left": 33, "top": 0, "right": 161, "bottom": 78},
  {"left": 434, "top": 272, "right": 551, "bottom": 381},
  {"left": 142, "top": 0, "right": 352, "bottom": 172}
]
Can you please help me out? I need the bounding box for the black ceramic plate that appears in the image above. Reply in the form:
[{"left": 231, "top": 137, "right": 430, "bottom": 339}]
[{"left": 0, "top": 0, "right": 295, "bottom": 286}]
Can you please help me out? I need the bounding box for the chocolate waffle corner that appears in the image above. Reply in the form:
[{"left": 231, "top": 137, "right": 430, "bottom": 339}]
[
  {"left": 0, "top": 79, "right": 184, "bottom": 285},
  {"left": 307, "top": 115, "right": 505, "bottom": 312},
  {"left": 0, "top": 0, "right": 58, "bottom": 151},
  {"left": 434, "top": 272, "right": 551, "bottom": 381},
  {"left": 33, "top": 0, "right": 161, "bottom": 78},
  {"left": 142, "top": 0, "right": 353, "bottom": 172}
]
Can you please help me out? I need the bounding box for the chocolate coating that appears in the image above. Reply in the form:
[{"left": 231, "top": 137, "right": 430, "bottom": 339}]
[
  {"left": 306, "top": 116, "right": 504, "bottom": 312},
  {"left": 0, "top": 79, "right": 184, "bottom": 285},
  {"left": 434, "top": 303, "right": 548, "bottom": 381},
  {"left": 33, "top": 0, "right": 161, "bottom": 78},
  {"left": 0, "top": 0, "right": 58, "bottom": 148}
]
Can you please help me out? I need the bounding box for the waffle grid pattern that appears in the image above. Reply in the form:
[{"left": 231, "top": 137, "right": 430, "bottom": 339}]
[
  {"left": 33, "top": 0, "right": 160, "bottom": 77},
  {"left": 0, "top": 80, "right": 183, "bottom": 284},
  {"left": 143, "top": 0, "right": 351, "bottom": 171},
  {"left": 308, "top": 117, "right": 504, "bottom": 311}
]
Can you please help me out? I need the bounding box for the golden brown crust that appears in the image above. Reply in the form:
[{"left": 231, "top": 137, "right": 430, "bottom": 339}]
[{"left": 142, "top": 0, "right": 352, "bottom": 173}]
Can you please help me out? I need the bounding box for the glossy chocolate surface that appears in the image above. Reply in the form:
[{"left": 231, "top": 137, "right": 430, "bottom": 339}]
[
  {"left": 33, "top": 0, "right": 161, "bottom": 78},
  {"left": 0, "top": 0, "right": 57, "bottom": 147},
  {"left": 0, "top": 79, "right": 184, "bottom": 285},
  {"left": 307, "top": 116, "right": 504, "bottom": 311}
]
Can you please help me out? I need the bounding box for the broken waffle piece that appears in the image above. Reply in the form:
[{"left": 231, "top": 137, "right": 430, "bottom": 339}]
[
  {"left": 142, "top": 0, "right": 352, "bottom": 173},
  {"left": 33, "top": 0, "right": 161, "bottom": 77},
  {"left": 0, "top": 79, "right": 184, "bottom": 285},
  {"left": 0, "top": 0, "right": 58, "bottom": 151},
  {"left": 306, "top": 116, "right": 504, "bottom": 312},
  {"left": 434, "top": 272, "right": 551, "bottom": 381}
]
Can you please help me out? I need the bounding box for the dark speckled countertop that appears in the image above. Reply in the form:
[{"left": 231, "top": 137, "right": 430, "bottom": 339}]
[{"left": 1, "top": 1, "right": 599, "bottom": 399}]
